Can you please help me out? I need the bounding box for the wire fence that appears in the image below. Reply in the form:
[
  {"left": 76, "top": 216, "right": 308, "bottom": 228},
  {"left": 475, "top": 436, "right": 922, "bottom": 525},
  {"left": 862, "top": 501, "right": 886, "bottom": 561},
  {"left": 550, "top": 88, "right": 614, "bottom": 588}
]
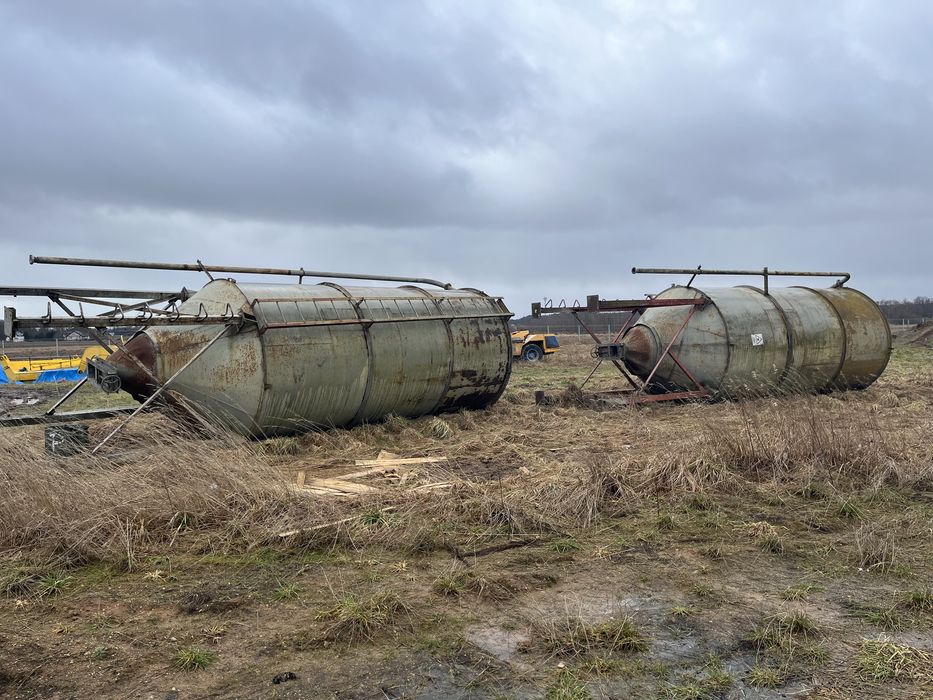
[{"left": 888, "top": 318, "right": 930, "bottom": 328}]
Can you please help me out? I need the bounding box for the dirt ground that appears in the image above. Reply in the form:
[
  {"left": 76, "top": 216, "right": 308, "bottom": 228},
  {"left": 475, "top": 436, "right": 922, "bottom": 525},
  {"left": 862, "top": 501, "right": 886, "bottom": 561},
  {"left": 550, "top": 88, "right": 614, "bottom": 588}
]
[
  {"left": 0, "top": 338, "right": 931, "bottom": 699},
  {"left": 892, "top": 320, "right": 933, "bottom": 349}
]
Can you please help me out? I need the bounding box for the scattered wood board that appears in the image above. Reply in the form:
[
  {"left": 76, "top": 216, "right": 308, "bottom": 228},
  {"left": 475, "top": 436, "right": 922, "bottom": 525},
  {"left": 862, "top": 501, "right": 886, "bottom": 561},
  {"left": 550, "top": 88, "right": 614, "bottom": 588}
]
[
  {"left": 410, "top": 481, "right": 454, "bottom": 492},
  {"left": 337, "top": 464, "right": 403, "bottom": 480},
  {"left": 282, "top": 452, "right": 456, "bottom": 535},
  {"left": 292, "top": 472, "right": 380, "bottom": 494},
  {"left": 352, "top": 456, "right": 447, "bottom": 468},
  {"left": 291, "top": 453, "right": 449, "bottom": 500},
  {"left": 295, "top": 486, "right": 355, "bottom": 498}
]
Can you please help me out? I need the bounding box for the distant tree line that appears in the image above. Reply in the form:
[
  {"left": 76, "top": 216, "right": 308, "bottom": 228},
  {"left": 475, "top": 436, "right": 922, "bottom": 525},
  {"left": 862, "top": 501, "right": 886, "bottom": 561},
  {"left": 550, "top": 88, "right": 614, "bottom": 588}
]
[{"left": 877, "top": 297, "right": 932, "bottom": 323}]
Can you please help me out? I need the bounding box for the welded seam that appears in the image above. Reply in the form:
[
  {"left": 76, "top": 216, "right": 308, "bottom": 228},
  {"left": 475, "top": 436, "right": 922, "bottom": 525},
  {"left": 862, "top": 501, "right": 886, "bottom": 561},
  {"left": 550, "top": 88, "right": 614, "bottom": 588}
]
[{"left": 322, "top": 282, "right": 375, "bottom": 426}]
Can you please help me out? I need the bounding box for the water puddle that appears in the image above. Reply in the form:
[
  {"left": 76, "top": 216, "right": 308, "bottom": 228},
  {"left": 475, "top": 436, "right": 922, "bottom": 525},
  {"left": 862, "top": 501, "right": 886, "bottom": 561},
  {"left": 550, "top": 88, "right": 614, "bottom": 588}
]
[{"left": 464, "top": 625, "right": 529, "bottom": 662}]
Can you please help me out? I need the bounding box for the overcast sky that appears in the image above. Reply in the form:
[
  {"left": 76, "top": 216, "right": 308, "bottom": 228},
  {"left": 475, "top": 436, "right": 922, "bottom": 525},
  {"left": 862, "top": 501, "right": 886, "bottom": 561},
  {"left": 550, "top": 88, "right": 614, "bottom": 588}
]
[{"left": 1, "top": 0, "right": 930, "bottom": 318}]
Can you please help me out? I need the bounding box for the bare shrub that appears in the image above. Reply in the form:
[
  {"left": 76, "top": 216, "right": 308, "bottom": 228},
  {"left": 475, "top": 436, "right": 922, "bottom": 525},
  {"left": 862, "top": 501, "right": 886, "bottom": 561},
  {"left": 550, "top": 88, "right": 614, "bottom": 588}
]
[
  {"left": 521, "top": 609, "right": 647, "bottom": 658},
  {"left": 636, "top": 451, "right": 737, "bottom": 493},
  {"left": 314, "top": 590, "right": 412, "bottom": 643},
  {"left": 855, "top": 524, "right": 896, "bottom": 573},
  {"left": 514, "top": 458, "right": 633, "bottom": 528},
  {"left": 749, "top": 610, "right": 826, "bottom": 663}
]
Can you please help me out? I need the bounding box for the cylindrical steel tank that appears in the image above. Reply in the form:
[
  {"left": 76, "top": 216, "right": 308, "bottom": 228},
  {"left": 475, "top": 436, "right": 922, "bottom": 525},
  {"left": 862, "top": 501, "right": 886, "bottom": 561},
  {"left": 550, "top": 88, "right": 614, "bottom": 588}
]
[
  {"left": 106, "top": 280, "right": 513, "bottom": 436},
  {"left": 621, "top": 285, "right": 891, "bottom": 396}
]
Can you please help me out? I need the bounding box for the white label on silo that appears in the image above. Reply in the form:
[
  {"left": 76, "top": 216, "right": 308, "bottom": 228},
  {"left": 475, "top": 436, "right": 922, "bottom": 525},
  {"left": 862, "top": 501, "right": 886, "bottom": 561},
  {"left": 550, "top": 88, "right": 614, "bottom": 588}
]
[{"left": 751, "top": 333, "right": 764, "bottom": 346}]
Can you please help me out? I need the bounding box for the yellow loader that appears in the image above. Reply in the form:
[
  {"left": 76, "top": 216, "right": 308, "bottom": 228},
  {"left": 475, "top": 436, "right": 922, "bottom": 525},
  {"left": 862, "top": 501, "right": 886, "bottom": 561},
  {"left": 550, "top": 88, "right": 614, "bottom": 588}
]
[{"left": 511, "top": 330, "right": 560, "bottom": 362}]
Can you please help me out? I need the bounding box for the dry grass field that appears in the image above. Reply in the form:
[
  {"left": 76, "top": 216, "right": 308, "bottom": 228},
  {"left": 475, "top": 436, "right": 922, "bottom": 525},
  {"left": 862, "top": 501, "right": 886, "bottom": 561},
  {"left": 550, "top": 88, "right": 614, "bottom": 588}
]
[{"left": 1, "top": 339, "right": 931, "bottom": 699}]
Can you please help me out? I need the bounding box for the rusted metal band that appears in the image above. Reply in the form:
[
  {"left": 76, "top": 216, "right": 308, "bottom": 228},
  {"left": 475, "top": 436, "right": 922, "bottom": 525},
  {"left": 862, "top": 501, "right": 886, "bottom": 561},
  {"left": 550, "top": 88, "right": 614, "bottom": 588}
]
[
  {"left": 739, "top": 284, "right": 794, "bottom": 390},
  {"left": 804, "top": 287, "right": 849, "bottom": 387},
  {"left": 404, "top": 286, "right": 457, "bottom": 415},
  {"left": 256, "top": 312, "right": 512, "bottom": 333},
  {"left": 320, "top": 282, "right": 377, "bottom": 427}
]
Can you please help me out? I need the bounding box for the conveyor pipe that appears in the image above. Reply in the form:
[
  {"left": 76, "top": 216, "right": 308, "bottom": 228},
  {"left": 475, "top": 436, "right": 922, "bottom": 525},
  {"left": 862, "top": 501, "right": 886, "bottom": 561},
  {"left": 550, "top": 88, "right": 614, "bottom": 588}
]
[{"left": 30, "top": 255, "right": 453, "bottom": 289}]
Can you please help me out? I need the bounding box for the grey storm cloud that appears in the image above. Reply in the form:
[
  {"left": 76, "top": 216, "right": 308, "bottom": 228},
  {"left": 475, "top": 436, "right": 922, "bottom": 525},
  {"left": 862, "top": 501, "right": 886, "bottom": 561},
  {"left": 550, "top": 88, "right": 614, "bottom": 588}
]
[{"left": 0, "top": 0, "right": 930, "bottom": 315}]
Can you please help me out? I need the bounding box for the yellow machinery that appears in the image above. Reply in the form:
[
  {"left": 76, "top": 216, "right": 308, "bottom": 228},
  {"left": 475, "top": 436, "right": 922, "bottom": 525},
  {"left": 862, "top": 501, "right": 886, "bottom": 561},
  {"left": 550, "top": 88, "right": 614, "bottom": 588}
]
[
  {"left": 1, "top": 346, "right": 109, "bottom": 383},
  {"left": 511, "top": 329, "right": 560, "bottom": 362}
]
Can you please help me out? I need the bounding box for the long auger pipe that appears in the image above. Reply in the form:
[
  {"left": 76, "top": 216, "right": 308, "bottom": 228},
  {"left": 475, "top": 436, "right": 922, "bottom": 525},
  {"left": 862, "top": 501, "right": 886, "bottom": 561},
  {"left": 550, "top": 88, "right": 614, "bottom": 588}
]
[
  {"left": 632, "top": 267, "right": 851, "bottom": 294},
  {"left": 29, "top": 255, "right": 454, "bottom": 290}
]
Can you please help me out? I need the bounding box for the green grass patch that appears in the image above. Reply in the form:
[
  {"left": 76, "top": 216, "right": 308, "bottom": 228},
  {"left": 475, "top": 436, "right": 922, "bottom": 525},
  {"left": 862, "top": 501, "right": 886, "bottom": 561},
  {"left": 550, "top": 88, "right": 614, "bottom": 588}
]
[
  {"left": 171, "top": 646, "right": 215, "bottom": 671},
  {"left": 432, "top": 574, "right": 466, "bottom": 597},
  {"left": 749, "top": 611, "right": 825, "bottom": 663},
  {"left": 902, "top": 588, "right": 932, "bottom": 611},
  {"left": 360, "top": 509, "right": 389, "bottom": 526},
  {"left": 659, "top": 657, "right": 732, "bottom": 699},
  {"left": 835, "top": 499, "right": 864, "bottom": 519},
  {"left": 315, "top": 591, "right": 412, "bottom": 643},
  {"left": 545, "top": 669, "right": 591, "bottom": 700},
  {"left": 272, "top": 581, "right": 301, "bottom": 601},
  {"left": 758, "top": 531, "right": 785, "bottom": 554},
  {"left": 746, "top": 664, "right": 784, "bottom": 688},
  {"left": 691, "top": 583, "right": 717, "bottom": 599},
  {"left": 92, "top": 646, "right": 113, "bottom": 661},
  {"left": 37, "top": 571, "right": 71, "bottom": 598},
  {"left": 853, "top": 603, "right": 906, "bottom": 632}
]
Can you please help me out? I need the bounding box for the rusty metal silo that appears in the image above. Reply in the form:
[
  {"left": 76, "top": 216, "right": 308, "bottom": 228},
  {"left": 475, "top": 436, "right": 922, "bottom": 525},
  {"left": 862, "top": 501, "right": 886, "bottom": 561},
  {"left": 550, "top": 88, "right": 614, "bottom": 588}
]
[
  {"left": 104, "top": 279, "right": 513, "bottom": 436},
  {"left": 621, "top": 284, "right": 891, "bottom": 396},
  {"left": 530, "top": 267, "right": 891, "bottom": 404},
  {"left": 4, "top": 256, "right": 514, "bottom": 441}
]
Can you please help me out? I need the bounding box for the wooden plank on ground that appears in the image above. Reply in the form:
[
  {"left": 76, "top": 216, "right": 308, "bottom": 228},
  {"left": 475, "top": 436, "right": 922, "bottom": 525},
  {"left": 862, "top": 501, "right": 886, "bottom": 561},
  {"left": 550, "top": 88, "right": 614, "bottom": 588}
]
[
  {"left": 337, "top": 464, "right": 402, "bottom": 480},
  {"left": 302, "top": 477, "right": 380, "bottom": 494},
  {"left": 410, "top": 481, "right": 454, "bottom": 492},
  {"left": 291, "top": 485, "right": 354, "bottom": 497},
  {"left": 353, "top": 456, "right": 447, "bottom": 468}
]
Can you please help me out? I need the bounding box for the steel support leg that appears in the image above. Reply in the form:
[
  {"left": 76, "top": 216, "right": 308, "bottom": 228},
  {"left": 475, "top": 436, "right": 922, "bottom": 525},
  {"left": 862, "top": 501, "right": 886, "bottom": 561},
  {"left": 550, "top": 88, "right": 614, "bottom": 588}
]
[
  {"left": 45, "top": 377, "right": 88, "bottom": 416},
  {"left": 90, "top": 326, "right": 230, "bottom": 455}
]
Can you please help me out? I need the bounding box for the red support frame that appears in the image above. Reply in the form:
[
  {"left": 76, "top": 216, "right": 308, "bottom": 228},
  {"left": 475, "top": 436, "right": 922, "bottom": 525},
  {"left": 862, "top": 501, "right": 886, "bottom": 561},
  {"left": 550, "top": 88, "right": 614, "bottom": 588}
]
[{"left": 547, "top": 296, "right": 710, "bottom": 404}]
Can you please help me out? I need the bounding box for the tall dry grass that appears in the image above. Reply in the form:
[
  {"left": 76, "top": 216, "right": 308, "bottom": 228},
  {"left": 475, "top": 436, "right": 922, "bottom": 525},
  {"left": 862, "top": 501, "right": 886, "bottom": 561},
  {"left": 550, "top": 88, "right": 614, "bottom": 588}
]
[
  {"left": 0, "top": 374, "right": 929, "bottom": 569},
  {"left": 697, "top": 396, "right": 932, "bottom": 489},
  {"left": 0, "top": 415, "right": 337, "bottom": 568}
]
